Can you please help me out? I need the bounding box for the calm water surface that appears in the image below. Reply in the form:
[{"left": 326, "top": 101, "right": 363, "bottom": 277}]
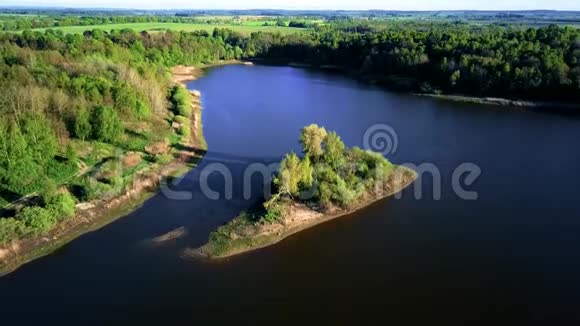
[{"left": 1, "top": 65, "right": 580, "bottom": 324}]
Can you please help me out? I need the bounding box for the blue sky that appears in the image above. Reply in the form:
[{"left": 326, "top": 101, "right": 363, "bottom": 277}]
[{"left": 1, "top": 0, "right": 579, "bottom": 11}]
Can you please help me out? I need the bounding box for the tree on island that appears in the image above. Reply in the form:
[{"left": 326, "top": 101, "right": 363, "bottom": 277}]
[{"left": 266, "top": 124, "right": 396, "bottom": 218}]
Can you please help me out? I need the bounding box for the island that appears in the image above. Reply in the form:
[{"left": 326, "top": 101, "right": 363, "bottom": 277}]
[{"left": 193, "top": 124, "right": 417, "bottom": 258}]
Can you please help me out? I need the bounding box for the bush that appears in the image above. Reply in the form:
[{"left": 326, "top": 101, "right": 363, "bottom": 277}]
[
  {"left": 46, "top": 159, "right": 79, "bottom": 184},
  {"left": 74, "top": 108, "right": 92, "bottom": 140},
  {"left": 332, "top": 177, "right": 357, "bottom": 207},
  {"left": 78, "top": 177, "right": 113, "bottom": 201},
  {"left": 263, "top": 206, "right": 281, "bottom": 223},
  {"left": 179, "top": 123, "right": 191, "bottom": 138},
  {"left": 155, "top": 153, "right": 174, "bottom": 164},
  {"left": 170, "top": 85, "right": 192, "bottom": 117},
  {"left": 91, "top": 105, "right": 124, "bottom": 143},
  {"left": 17, "top": 206, "right": 58, "bottom": 234},
  {"left": 45, "top": 191, "right": 76, "bottom": 221},
  {"left": 173, "top": 115, "right": 189, "bottom": 124},
  {"left": 0, "top": 218, "right": 28, "bottom": 244},
  {"left": 135, "top": 99, "right": 152, "bottom": 120},
  {"left": 109, "top": 176, "right": 125, "bottom": 189}
]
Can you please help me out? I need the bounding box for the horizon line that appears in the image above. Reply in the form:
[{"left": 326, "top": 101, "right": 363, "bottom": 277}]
[{"left": 1, "top": 6, "right": 579, "bottom": 12}]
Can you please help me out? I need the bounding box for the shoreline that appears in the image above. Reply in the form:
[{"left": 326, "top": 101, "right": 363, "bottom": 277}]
[
  {"left": 413, "top": 93, "right": 580, "bottom": 110},
  {"left": 171, "top": 60, "right": 253, "bottom": 84},
  {"left": 254, "top": 60, "right": 580, "bottom": 111},
  {"left": 0, "top": 77, "right": 206, "bottom": 276},
  {"left": 190, "top": 166, "right": 417, "bottom": 259},
  {"left": 176, "top": 60, "right": 579, "bottom": 110}
]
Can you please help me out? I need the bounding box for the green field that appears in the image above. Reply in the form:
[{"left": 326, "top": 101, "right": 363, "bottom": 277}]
[{"left": 30, "top": 22, "right": 306, "bottom": 35}]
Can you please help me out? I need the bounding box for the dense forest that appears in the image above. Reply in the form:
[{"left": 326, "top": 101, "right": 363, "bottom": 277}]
[
  {"left": 2, "top": 21, "right": 579, "bottom": 102},
  {"left": 0, "top": 18, "right": 579, "bottom": 244},
  {"left": 264, "top": 23, "right": 580, "bottom": 100}
]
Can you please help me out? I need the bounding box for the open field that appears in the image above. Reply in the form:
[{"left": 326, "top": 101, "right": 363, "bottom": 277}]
[{"left": 28, "top": 22, "right": 306, "bottom": 35}]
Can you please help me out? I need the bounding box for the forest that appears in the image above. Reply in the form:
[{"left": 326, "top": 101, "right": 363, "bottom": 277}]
[
  {"left": 263, "top": 22, "right": 580, "bottom": 100},
  {"left": 0, "top": 16, "right": 579, "bottom": 244}
]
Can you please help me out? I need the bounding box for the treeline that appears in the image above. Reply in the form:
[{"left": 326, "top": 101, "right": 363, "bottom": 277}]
[
  {"left": 0, "top": 15, "right": 201, "bottom": 31},
  {"left": 4, "top": 21, "right": 579, "bottom": 102},
  {"left": 262, "top": 23, "right": 580, "bottom": 101}
]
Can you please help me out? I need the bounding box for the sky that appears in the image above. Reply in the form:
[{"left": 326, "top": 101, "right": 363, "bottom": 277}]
[{"left": 1, "top": 0, "right": 579, "bottom": 11}]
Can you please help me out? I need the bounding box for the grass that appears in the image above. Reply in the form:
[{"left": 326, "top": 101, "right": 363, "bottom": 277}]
[{"left": 28, "top": 22, "right": 306, "bottom": 35}]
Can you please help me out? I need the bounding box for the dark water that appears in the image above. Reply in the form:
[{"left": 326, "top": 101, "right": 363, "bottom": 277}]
[{"left": 1, "top": 65, "right": 580, "bottom": 324}]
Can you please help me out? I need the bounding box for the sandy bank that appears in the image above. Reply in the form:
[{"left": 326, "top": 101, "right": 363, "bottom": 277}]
[
  {"left": 414, "top": 93, "right": 580, "bottom": 110},
  {"left": 171, "top": 60, "right": 252, "bottom": 84}
]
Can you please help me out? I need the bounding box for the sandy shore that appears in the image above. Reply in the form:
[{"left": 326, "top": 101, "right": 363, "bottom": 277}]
[
  {"left": 189, "top": 166, "right": 417, "bottom": 259},
  {"left": 414, "top": 93, "right": 580, "bottom": 109},
  {"left": 171, "top": 60, "right": 253, "bottom": 84}
]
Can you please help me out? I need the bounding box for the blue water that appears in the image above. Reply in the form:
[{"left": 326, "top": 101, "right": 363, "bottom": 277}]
[{"left": 1, "top": 64, "right": 580, "bottom": 325}]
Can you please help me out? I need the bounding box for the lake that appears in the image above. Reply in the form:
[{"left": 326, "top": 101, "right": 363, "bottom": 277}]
[{"left": 1, "top": 64, "right": 580, "bottom": 324}]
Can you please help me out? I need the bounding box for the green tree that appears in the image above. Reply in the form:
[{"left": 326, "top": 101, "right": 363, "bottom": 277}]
[
  {"left": 22, "top": 113, "right": 58, "bottom": 163},
  {"left": 17, "top": 206, "right": 57, "bottom": 233},
  {"left": 45, "top": 191, "right": 76, "bottom": 221},
  {"left": 277, "top": 152, "right": 302, "bottom": 196},
  {"left": 65, "top": 144, "right": 78, "bottom": 164},
  {"left": 74, "top": 108, "right": 92, "bottom": 140},
  {"left": 323, "top": 131, "right": 345, "bottom": 168},
  {"left": 300, "top": 124, "right": 327, "bottom": 159},
  {"left": 170, "top": 85, "right": 192, "bottom": 117},
  {"left": 276, "top": 152, "right": 313, "bottom": 197},
  {"left": 91, "top": 105, "right": 123, "bottom": 143},
  {"left": 0, "top": 120, "right": 42, "bottom": 194}
]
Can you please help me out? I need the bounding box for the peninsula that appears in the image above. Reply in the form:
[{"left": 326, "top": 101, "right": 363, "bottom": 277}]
[{"left": 193, "top": 124, "right": 417, "bottom": 258}]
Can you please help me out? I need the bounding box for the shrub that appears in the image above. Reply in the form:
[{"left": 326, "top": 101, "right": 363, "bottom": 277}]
[
  {"left": 155, "top": 153, "right": 174, "bottom": 164},
  {"left": 65, "top": 144, "right": 78, "bottom": 164},
  {"left": 78, "top": 177, "right": 113, "bottom": 201},
  {"left": 135, "top": 99, "right": 151, "bottom": 120},
  {"left": 74, "top": 108, "right": 92, "bottom": 140},
  {"left": 45, "top": 192, "right": 76, "bottom": 221},
  {"left": 323, "top": 131, "right": 345, "bottom": 168},
  {"left": 46, "top": 160, "right": 78, "bottom": 184},
  {"left": 91, "top": 105, "right": 124, "bottom": 143},
  {"left": 179, "top": 123, "right": 191, "bottom": 138},
  {"left": 332, "top": 177, "right": 357, "bottom": 207},
  {"left": 109, "top": 176, "right": 125, "bottom": 189},
  {"left": 173, "top": 115, "right": 189, "bottom": 124},
  {"left": 17, "top": 206, "right": 58, "bottom": 233},
  {"left": 0, "top": 218, "right": 28, "bottom": 244},
  {"left": 170, "top": 85, "right": 192, "bottom": 117},
  {"left": 263, "top": 206, "right": 281, "bottom": 223}
]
